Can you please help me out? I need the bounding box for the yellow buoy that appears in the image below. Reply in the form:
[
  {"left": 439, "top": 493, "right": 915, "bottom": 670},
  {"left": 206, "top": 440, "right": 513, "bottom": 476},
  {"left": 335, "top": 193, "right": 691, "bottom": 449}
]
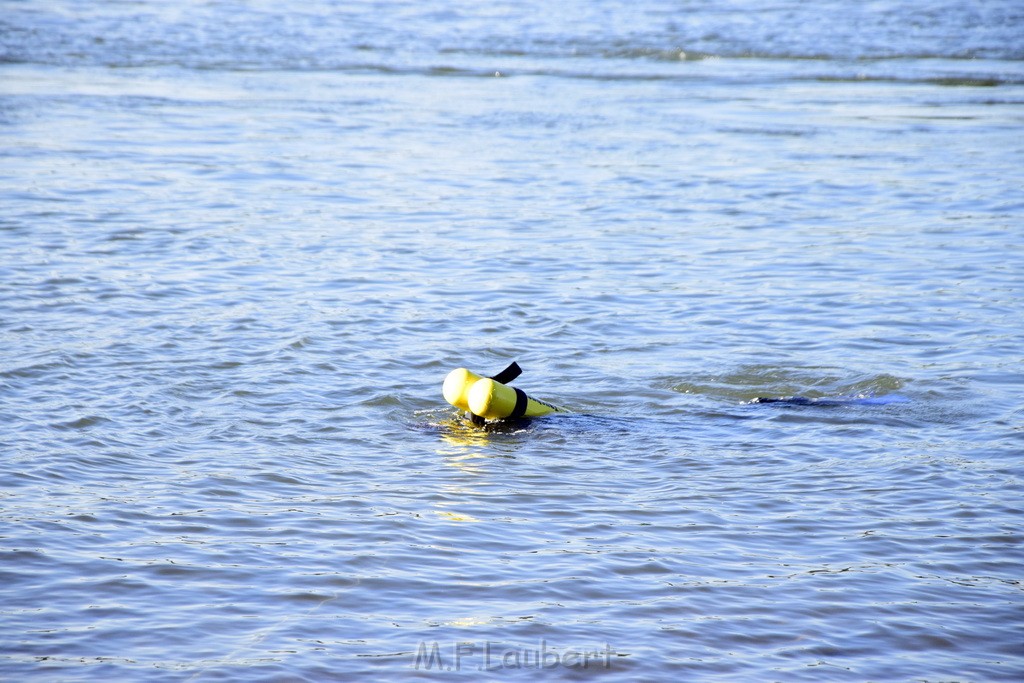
[
  {"left": 442, "top": 367, "right": 484, "bottom": 413},
  {"left": 442, "top": 362, "right": 561, "bottom": 423},
  {"left": 467, "top": 377, "right": 561, "bottom": 420}
]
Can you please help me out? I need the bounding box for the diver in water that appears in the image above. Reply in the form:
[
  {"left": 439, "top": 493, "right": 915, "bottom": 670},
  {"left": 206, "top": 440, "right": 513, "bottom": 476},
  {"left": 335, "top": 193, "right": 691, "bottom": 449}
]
[
  {"left": 443, "top": 361, "right": 907, "bottom": 428},
  {"left": 751, "top": 395, "right": 908, "bottom": 406}
]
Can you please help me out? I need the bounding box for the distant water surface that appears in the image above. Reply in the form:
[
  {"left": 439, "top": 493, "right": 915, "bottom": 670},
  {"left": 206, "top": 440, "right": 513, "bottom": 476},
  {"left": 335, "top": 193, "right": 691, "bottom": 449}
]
[{"left": 1, "top": 1, "right": 1023, "bottom": 680}]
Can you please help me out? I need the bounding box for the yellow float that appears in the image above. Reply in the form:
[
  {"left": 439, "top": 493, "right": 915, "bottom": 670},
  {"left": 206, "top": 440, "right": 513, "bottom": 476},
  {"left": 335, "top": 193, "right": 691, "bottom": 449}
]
[{"left": 442, "top": 362, "right": 563, "bottom": 424}]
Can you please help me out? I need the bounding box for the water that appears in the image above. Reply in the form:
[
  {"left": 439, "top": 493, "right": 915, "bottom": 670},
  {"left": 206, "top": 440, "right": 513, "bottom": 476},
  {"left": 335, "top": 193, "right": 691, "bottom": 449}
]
[{"left": 2, "top": 1, "right": 1023, "bottom": 680}]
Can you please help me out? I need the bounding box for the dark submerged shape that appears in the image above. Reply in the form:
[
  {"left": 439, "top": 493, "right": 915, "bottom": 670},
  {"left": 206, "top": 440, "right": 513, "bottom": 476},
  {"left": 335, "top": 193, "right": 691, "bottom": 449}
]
[{"left": 752, "top": 395, "right": 909, "bottom": 406}]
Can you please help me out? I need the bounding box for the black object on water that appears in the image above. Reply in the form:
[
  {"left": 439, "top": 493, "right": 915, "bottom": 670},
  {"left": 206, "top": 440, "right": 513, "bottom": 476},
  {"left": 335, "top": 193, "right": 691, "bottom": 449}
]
[{"left": 752, "top": 395, "right": 908, "bottom": 406}]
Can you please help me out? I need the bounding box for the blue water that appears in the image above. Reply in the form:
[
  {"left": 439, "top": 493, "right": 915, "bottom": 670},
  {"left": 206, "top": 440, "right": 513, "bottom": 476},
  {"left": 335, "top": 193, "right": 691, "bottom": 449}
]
[{"left": 2, "top": 1, "right": 1023, "bottom": 680}]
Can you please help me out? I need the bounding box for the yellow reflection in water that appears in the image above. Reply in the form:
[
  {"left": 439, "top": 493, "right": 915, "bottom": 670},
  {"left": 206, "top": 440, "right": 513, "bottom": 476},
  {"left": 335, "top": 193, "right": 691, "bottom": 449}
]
[
  {"left": 437, "top": 416, "right": 490, "bottom": 449},
  {"left": 434, "top": 509, "right": 480, "bottom": 523},
  {"left": 430, "top": 415, "right": 498, "bottom": 523}
]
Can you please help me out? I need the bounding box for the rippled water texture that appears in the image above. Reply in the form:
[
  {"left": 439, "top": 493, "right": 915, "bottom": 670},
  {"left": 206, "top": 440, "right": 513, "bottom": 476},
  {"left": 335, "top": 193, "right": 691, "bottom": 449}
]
[{"left": 2, "top": 1, "right": 1023, "bottom": 680}]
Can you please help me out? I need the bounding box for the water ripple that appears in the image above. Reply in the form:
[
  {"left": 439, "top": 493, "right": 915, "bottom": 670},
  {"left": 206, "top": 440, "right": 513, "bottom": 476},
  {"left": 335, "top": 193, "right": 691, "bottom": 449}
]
[{"left": 2, "top": 1, "right": 1022, "bottom": 680}]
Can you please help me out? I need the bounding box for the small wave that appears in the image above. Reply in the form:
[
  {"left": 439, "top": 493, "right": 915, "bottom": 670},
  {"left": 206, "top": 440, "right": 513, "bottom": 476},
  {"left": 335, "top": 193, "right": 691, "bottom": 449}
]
[
  {"left": 811, "top": 74, "right": 1020, "bottom": 87},
  {"left": 50, "top": 415, "right": 111, "bottom": 430},
  {"left": 665, "top": 365, "right": 907, "bottom": 404}
]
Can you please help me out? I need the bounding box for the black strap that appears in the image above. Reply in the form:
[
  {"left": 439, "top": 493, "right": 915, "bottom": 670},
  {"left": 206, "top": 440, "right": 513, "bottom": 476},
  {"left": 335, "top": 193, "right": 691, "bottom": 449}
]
[
  {"left": 490, "top": 361, "right": 522, "bottom": 385},
  {"left": 509, "top": 387, "right": 529, "bottom": 419}
]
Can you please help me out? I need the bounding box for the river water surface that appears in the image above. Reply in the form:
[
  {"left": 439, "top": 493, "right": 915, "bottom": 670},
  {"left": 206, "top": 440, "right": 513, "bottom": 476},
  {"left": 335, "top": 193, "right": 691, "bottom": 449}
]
[{"left": 2, "top": 1, "right": 1023, "bottom": 681}]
